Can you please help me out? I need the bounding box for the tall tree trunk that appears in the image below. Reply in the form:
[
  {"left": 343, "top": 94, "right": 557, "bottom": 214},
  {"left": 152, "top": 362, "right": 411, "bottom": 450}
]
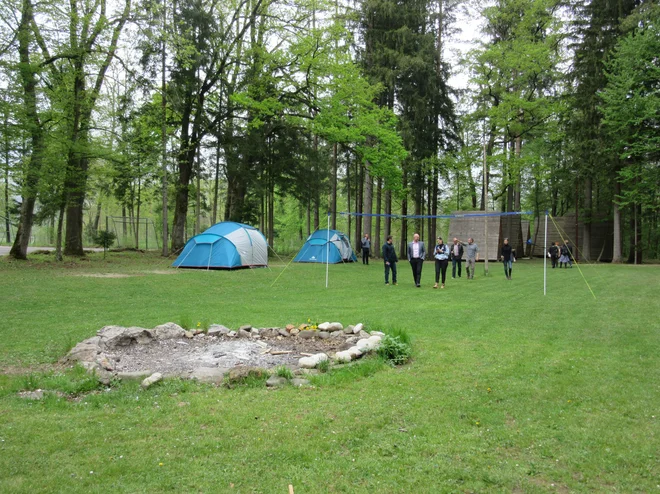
[
  {"left": 384, "top": 189, "right": 391, "bottom": 239},
  {"left": 355, "top": 163, "right": 362, "bottom": 251},
  {"left": 612, "top": 179, "right": 622, "bottom": 262},
  {"left": 161, "top": 0, "right": 169, "bottom": 256},
  {"left": 399, "top": 170, "right": 408, "bottom": 259},
  {"left": 3, "top": 108, "right": 11, "bottom": 243},
  {"left": 306, "top": 199, "right": 311, "bottom": 237},
  {"left": 331, "top": 143, "right": 337, "bottom": 229},
  {"left": 212, "top": 137, "right": 220, "bottom": 225},
  {"left": 10, "top": 0, "right": 45, "bottom": 260},
  {"left": 55, "top": 199, "right": 65, "bottom": 262},
  {"left": 64, "top": 0, "right": 131, "bottom": 256},
  {"left": 374, "top": 177, "right": 381, "bottom": 258},
  {"left": 93, "top": 201, "right": 101, "bottom": 235},
  {"left": 346, "top": 153, "right": 351, "bottom": 238},
  {"left": 135, "top": 175, "right": 141, "bottom": 249},
  {"left": 268, "top": 176, "right": 274, "bottom": 248},
  {"left": 582, "top": 177, "right": 592, "bottom": 261},
  {"left": 171, "top": 96, "right": 197, "bottom": 252},
  {"left": 362, "top": 163, "right": 373, "bottom": 244}
]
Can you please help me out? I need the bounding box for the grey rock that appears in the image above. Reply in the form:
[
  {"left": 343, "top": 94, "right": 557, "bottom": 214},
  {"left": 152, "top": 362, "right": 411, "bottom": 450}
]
[
  {"left": 298, "top": 330, "right": 315, "bottom": 339},
  {"left": 80, "top": 361, "right": 113, "bottom": 385},
  {"left": 227, "top": 331, "right": 237, "bottom": 337},
  {"left": 65, "top": 337, "right": 100, "bottom": 363},
  {"left": 260, "top": 328, "right": 278, "bottom": 338},
  {"left": 189, "top": 367, "right": 228, "bottom": 384},
  {"left": 345, "top": 336, "right": 359, "bottom": 344},
  {"left": 97, "top": 325, "right": 153, "bottom": 350},
  {"left": 266, "top": 375, "right": 288, "bottom": 387},
  {"left": 353, "top": 323, "right": 364, "bottom": 334},
  {"left": 96, "top": 356, "right": 115, "bottom": 371},
  {"left": 238, "top": 329, "right": 251, "bottom": 338},
  {"left": 239, "top": 325, "right": 252, "bottom": 332},
  {"left": 330, "top": 331, "right": 345, "bottom": 339},
  {"left": 344, "top": 325, "right": 355, "bottom": 334},
  {"left": 141, "top": 372, "right": 163, "bottom": 389},
  {"left": 227, "top": 366, "right": 266, "bottom": 383},
  {"left": 184, "top": 331, "right": 194, "bottom": 339},
  {"left": 358, "top": 330, "right": 370, "bottom": 339},
  {"left": 19, "top": 389, "right": 44, "bottom": 400},
  {"left": 317, "top": 322, "right": 331, "bottom": 331},
  {"left": 207, "top": 324, "right": 230, "bottom": 337},
  {"left": 318, "top": 331, "right": 330, "bottom": 340},
  {"left": 250, "top": 327, "right": 260, "bottom": 335},
  {"left": 117, "top": 371, "right": 153, "bottom": 381},
  {"left": 291, "top": 378, "right": 311, "bottom": 387},
  {"left": 290, "top": 328, "right": 300, "bottom": 336},
  {"left": 150, "top": 323, "right": 185, "bottom": 340},
  {"left": 278, "top": 328, "right": 290, "bottom": 337},
  {"left": 327, "top": 322, "right": 344, "bottom": 332}
]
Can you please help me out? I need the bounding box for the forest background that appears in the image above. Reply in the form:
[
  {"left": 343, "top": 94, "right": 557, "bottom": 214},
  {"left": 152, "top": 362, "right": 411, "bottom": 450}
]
[{"left": 0, "top": 0, "right": 658, "bottom": 261}]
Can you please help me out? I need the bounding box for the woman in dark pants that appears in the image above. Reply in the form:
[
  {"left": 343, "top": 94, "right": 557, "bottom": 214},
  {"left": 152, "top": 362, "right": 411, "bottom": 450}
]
[
  {"left": 433, "top": 237, "right": 450, "bottom": 289},
  {"left": 500, "top": 238, "right": 515, "bottom": 280}
]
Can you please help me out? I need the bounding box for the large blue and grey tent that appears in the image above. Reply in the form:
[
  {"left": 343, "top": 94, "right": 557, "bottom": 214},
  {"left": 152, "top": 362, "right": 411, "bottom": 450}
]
[
  {"left": 172, "top": 222, "right": 268, "bottom": 269},
  {"left": 293, "top": 229, "right": 357, "bottom": 264}
]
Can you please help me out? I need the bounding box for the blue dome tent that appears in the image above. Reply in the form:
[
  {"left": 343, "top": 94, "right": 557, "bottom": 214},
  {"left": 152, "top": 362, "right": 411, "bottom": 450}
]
[
  {"left": 172, "top": 222, "right": 268, "bottom": 269},
  {"left": 293, "top": 229, "right": 357, "bottom": 264}
]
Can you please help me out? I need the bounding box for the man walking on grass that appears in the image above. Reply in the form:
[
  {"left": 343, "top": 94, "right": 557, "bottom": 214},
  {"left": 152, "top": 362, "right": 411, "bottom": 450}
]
[
  {"left": 464, "top": 237, "right": 479, "bottom": 279},
  {"left": 407, "top": 233, "right": 425, "bottom": 287},
  {"left": 382, "top": 235, "right": 398, "bottom": 285},
  {"left": 451, "top": 237, "right": 464, "bottom": 279}
]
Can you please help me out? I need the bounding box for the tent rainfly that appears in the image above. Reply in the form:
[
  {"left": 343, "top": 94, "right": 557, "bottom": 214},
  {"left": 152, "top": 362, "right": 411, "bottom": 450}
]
[
  {"left": 172, "top": 222, "right": 268, "bottom": 269},
  {"left": 293, "top": 229, "right": 357, "bottom": 264}
]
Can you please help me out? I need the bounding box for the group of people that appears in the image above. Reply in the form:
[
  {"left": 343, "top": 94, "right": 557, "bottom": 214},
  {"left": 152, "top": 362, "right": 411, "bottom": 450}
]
[
  {"left": 548, "top": 240, "right": 573, "bottom": 268},
  {"left": 367, "top": 232, "right": 516, "bottom": 287}
]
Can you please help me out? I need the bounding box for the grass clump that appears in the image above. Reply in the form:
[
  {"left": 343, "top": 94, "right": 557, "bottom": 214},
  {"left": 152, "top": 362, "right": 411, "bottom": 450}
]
[
  {"left": 274, "top": 366, "right": 293, "bottom": 379},
  {"left": 377, "top": 333, "right": 412, "bottom": 365}
]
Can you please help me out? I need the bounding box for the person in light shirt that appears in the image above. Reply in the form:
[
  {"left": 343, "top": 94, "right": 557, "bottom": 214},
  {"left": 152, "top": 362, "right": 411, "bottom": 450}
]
[{"left": 406, "top": 233, "right": 426, "bottom": 287}]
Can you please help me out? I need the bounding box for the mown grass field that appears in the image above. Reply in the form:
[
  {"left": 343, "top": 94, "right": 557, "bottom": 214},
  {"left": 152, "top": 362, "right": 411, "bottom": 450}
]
[{"left": 1, "top": 251, "right": 659, "bottom": 493}]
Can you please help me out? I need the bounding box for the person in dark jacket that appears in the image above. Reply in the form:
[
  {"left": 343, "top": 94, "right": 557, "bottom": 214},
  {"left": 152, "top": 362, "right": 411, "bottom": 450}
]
[
  {"left": 450, "top": 237, "right": 464, "bottom": 279},
  {"left": 548, "top": 241, "right": 559, "bottom": 269},
  {"left": 500, "top": 238, "right": 515, "bottom": 280},
  {"left": 407, "top": 233, "right": 426, "bottom": 287},
  {"left": 382, "top": 235, "right": 398, "bottom": 285}
]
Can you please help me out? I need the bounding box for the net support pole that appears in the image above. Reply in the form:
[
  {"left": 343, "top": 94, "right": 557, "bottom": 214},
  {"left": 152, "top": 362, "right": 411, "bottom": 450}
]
[
  {"left": 544, "top": 212, "right": 548, "bottom": 296},
  {"left": 325, "top": 213, "right": 330, "bottom": 288}
]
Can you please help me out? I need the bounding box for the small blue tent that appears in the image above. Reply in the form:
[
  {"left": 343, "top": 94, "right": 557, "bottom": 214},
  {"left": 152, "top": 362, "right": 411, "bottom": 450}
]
[
  {"left": 173, "top": 222, "right": 268, "bottom": 269},
  {"left": 293, "top": 229, "right": 357, "bottom": 264}
]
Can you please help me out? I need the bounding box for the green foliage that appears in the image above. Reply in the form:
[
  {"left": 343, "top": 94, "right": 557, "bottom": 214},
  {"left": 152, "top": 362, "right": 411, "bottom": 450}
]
[
  {"left": 92, "top": 230, "right": 116, "bottom": 248},
  {"left": 178, "top": 315, "right": 193, "bottom": 330},
  {"left": 274, "top": 366, "right": 293, "bottom": 380},
  {"left": 376, "top": 334, "right": 412, "bottom": 366}
]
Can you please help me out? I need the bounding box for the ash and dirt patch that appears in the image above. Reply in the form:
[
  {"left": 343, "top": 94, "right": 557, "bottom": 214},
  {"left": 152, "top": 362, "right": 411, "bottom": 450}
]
[{"left": 112, "top": 334, "right": 348, "bottom": 375}]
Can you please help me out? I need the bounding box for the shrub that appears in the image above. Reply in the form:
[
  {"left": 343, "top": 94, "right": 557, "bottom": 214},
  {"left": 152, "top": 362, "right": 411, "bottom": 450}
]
[
  {"left": 377, "top": 334, "right": 412, "bottom": 365},
  {"left": 93, "top": 230, "right": 117, "bottom": 248}
]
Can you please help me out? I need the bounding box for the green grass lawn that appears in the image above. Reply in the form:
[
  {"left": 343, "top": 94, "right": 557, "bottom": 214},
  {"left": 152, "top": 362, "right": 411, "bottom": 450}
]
[{"left": 1, "top": 252, "right": 659, "bottom": 493}]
